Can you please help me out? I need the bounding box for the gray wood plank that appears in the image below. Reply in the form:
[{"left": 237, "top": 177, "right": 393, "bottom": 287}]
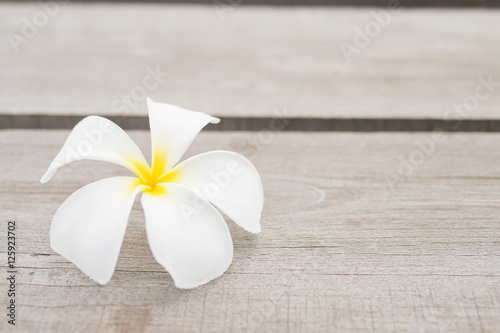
[
  {"left": 1, "top": 130, "right": 499, "bottom": 332},
  {"left": 1, "top": 4, "right": 500, "bottom": 118},
  {"left": 8, "top": 0, "right": 500, "bottom": 7}
]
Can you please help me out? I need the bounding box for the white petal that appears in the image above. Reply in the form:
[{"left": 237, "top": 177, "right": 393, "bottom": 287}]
[
  {"left": 141, "top": 183, "right": 233, "bottom": 289},
  {"left": 50, "top": 177, "right": 146, "bottom": 284},
  {"left": 147, "top": 97, "right": 219, "bottom": 175},
  {"left": 41, "top": 116, "right": 150, "bottom": 183},
  {"left": 165, "top": 151, "right": 263, "bottom": 233}
]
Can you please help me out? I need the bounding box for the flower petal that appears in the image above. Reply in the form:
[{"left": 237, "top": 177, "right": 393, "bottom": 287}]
[
  {"left": 162, "top": 151, "right": 263, "bottom": 233},
  {"left": 147, "top": 97, "right": 219, "bottom": 178},
  {"left": 50, "top": 176, "right": 146, "bottom": 284},
  {"left": 141, "top": 183, "right": 233, "bottom": 289},
  {"left": 41, "top": 116, "right": 150, "bottom": 183}
]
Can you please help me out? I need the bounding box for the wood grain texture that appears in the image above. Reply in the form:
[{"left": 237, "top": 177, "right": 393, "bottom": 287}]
[
  {"left": 8, "top": 0, "right": 500, "bottom": 7},
  {"left": 1, "top": 130, "right": 499, "bottom": 332},
  {"left": 1, "top": 3, "right": 500, "bottom": 118}
]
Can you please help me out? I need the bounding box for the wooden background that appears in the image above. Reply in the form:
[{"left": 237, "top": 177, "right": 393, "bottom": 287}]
[{"left": 1, "top": 2, "right": 499, "bottom": 332}]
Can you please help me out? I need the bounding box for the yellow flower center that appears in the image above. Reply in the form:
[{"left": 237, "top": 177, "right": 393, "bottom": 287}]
[{"left": 131, "top": 149, "right": 181, "bottom": 194}]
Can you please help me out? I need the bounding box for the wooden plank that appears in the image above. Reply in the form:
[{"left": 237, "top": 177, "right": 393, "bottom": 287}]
[
  {"left": 1, "top": 4, "right": 500, "bottom": 118},
  {"left": 10, "top": 0, "right": 500, "bottom": 8},
  {"left": 1, "top": 130, "right": 499, "bottom": 332}
]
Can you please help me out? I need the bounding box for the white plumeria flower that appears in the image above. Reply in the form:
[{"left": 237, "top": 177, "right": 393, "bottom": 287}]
[{"left": 41, "top": 98, "right": 263, "bottom": 289}]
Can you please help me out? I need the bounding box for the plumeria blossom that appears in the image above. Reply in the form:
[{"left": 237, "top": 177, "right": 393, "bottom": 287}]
[{"left": 41, "top": 98, "right": 263, "bottom": 289}]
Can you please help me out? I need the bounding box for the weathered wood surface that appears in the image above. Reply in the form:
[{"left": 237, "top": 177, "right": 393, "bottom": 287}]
[
  {"left": 1, "top": 130, "right": 499, "bottom": 332},
  {"left": 1, "top": 3, "right": 500, "bottom": 119},
  {"left": 10, "top": 0, "right": 500, "bottom": 7},
  {"left": 1, "top": 1, "right": 500, "bottom": 332}
]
